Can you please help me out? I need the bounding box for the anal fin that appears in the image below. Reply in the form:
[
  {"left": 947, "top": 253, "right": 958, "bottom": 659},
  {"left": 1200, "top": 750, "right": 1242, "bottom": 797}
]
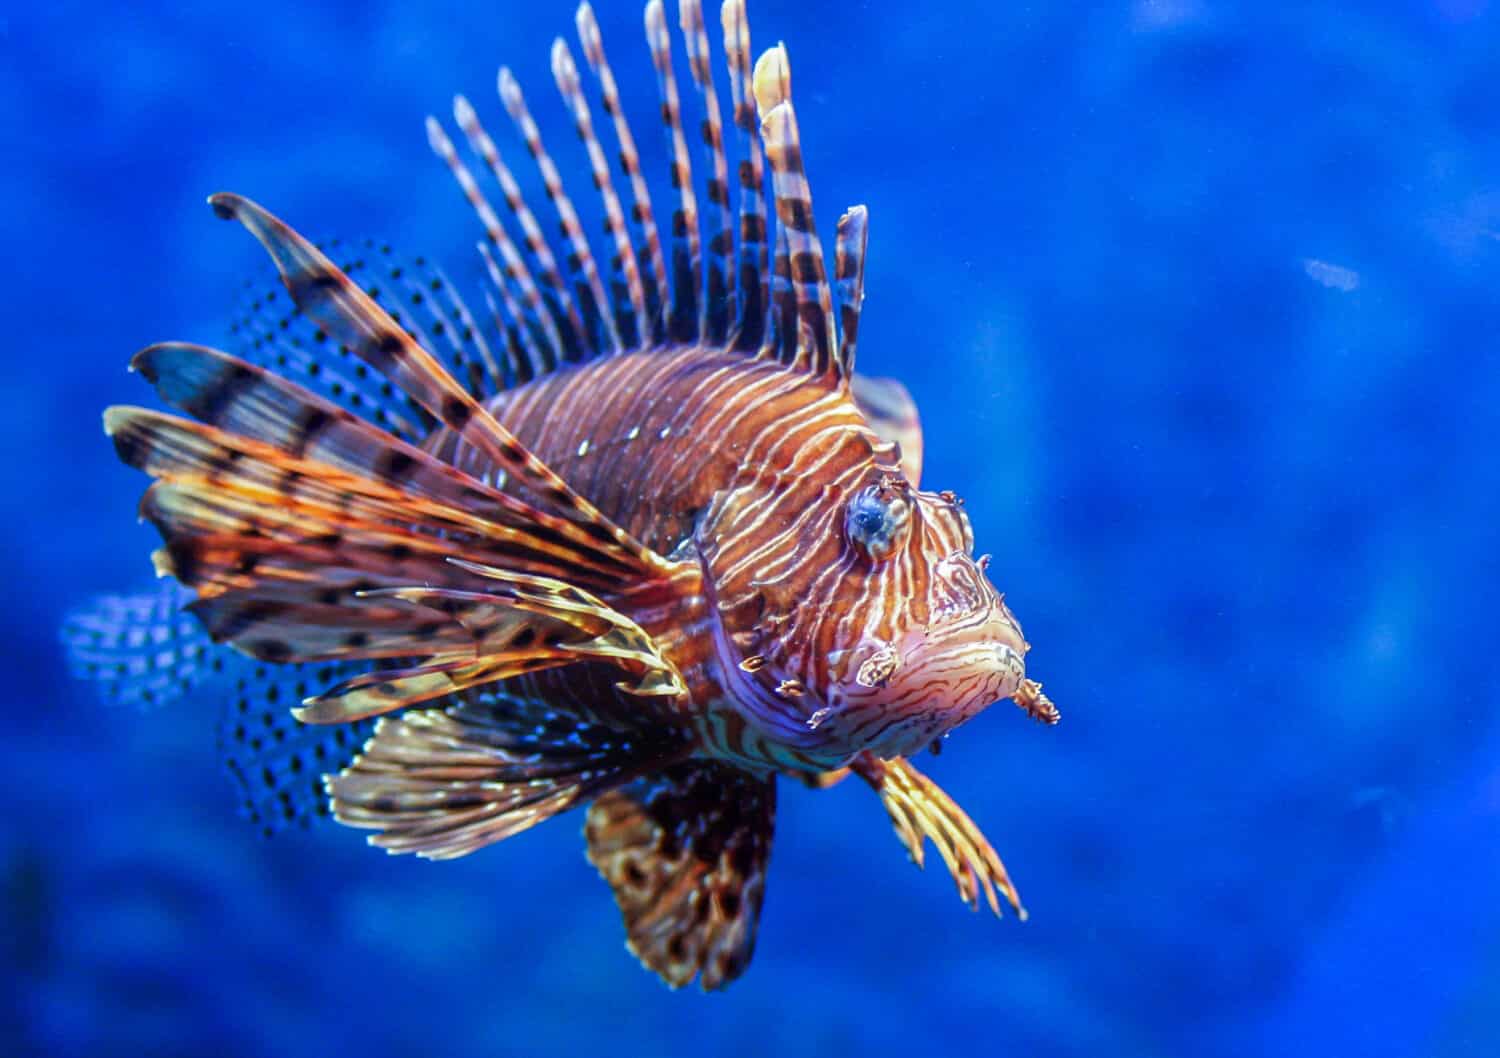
[{"left": 585, "top": 761, "right": 776, "bottom": 991}]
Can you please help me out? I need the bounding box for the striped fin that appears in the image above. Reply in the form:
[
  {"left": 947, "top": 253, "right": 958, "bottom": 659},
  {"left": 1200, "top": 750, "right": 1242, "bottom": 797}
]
[
  {"left": 679, "top": 0, "right": 734, "bottom": 346},
  {"left": 231, "top": 256, "right": 436, "bottom": 444},
  {"left": 206, "top": 192, "right": 672, "bottom": 578},
  {"left": 451, "top": 94, "right": 587, "bottom": 362},
  {"left": 833, "top": 205, "right": 869, "bottom": 377},
  {"left": 186, "top": 586, "right": 468, "bottom": 664},
  {"left": 122, "top": 346, "right": 640, "bottom": 581},
  {"left": 295, "top": 560, "right": 686, "bottom": 723},
  {"left": 720, "top": 0, "right": 769, "bottom": 352},
  {"left": 475, "top": 240, "right": 551, "bottom": 384},
  {"left": 645, "top": 0, "right": 702, "bottom": 343},
  {"left": 586, "top": 761, "right": 774, "bottom": 991},
  {"left": 576, "top": 1, "right": 668, "bottom": 345},
  {"left": 107, "top": 410, "right": 643, "bottom": 634},
  {"left": 428, "top": 114, "right": 573, "bottom": 371},
  {"left": 854, "top": 754, "right": 1025, "bottom": 918},
  {"left": 422, "top": 0, "right": 852, "bottom": 376},
  {"left": 497, "top": 66, "right": 622, "bottom": 357},
  {"left": 752, "top": 45, "right": 839, "bottom": 380},
  {"left": 328, "top": 698, "right": 687, "bottom": 859},
  {"left": 551, "top": 36, "right": 645, "bottom": 350}
]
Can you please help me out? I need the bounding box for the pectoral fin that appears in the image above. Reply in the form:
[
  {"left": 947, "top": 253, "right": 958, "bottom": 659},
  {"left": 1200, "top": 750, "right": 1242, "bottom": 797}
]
[
  {"left": 294, "top": 561, "right": 687, "bottom": 724},
  {"left": 329, "top": 695, "right": 686, "bottom": 860}
]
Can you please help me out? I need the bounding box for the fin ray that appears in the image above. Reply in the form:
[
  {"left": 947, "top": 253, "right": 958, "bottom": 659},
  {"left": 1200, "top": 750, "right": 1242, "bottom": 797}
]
[
  {"left": 329, "top": 698, "right": 686, "bottom": 859},
  {"left": 207, "top": 192, "right": 669, "bottom": 577}
]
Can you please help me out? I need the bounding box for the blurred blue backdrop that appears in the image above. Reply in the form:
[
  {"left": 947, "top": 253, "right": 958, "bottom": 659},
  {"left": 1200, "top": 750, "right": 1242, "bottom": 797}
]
[{"left": 5, "top": 1, "right": 1499, "bottom": 1056}]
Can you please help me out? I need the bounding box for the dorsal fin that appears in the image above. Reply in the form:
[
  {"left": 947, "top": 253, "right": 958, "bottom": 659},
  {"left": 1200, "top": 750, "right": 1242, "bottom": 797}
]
[
  {"left": 576, "top": 2, "right": 669, "bottom": 345},
  {"left": 427, "top": 114, "right": 572, "bottom": 370},
  {"left": 833, "top": 205, "right": 869, "bottom": 376},
  {"left": 497, "top": 65, "right": 623, "bottom": 357},
  {"left": 450, "top": 93, "right": 587, "bottom": 361},
  {"left": 679, "top": 0, "right": 735, "bottom": 347},
  {"left": 421, "top": 0, "right": 862, "bottom": 385},
  {"left": 752, "top": 45, "right": 839, "bottom": 381},
  {"left": 474, "top": 239, "right": 551, "bottom": 384},
  {"left": 551, "top": 37, "right": 646, "bottom": 350},
  {"left": 645, "top": 0, "right": 703, "bottom": 344},
  {"left": 720, "top": 0, "right": 769, "bottom": 353}
]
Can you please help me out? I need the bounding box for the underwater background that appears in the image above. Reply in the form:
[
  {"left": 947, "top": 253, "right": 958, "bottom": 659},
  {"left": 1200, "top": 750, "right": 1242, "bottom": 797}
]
[{"left": 5, "top": 1, "right": 1498, "bottom": 1055}]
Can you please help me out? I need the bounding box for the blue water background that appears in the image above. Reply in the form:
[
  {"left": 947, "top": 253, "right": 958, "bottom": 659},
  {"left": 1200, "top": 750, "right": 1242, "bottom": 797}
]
[{"left": 5, "top": 2, "right": 1499, "bottom": 1055}]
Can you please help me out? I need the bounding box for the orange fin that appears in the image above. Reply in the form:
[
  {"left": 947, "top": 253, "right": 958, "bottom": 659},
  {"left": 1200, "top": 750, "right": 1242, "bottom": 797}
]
[
  {"left": 586, "top": 762, "right": 775, "bottom": 991},
  {"left": 294, "top": 562, "right": 687, "bottom": 724},
  {"left": 206, "top": 192, "right": 670, "bottom": 578},
  {"left": 107, "top": 405, "right": 641, "bottom": 594},
  {"left": 124, "top": 344, "right": 641, "bottom": 583},
  {"left": 853, "top": 754, "right": 1025, "bottom": 919}
]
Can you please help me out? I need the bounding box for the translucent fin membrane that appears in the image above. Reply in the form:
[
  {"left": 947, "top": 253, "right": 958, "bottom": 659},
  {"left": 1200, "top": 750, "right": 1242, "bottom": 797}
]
[
  {"left": 679, "top": 0, "right": 735, "bottom": 346},
  {"left": 498, "top": 66, "right": 623, "bottom": 356},
  {"left": 576, "top": 2, "right": 669, "bottom": 344},
  {"left": 62, "top": 582, "right": 210, "bottom": 710},
  {"left": 645, "top": 0, "right": 703, "bottom": 343},
  {"left": 551, "top": 37, "right": 646, "bottom": 349},
  {"left": 720, "top": 0, "right": 769, "bottom": 353}
]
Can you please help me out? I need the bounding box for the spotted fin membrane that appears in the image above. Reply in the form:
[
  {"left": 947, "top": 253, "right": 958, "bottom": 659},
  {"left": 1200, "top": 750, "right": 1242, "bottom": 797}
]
[{"left": 64, "top": 582, "right": 374, "bottom": 834}]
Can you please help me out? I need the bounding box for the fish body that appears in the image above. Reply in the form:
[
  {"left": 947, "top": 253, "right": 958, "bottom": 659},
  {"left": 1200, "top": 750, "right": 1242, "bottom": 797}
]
[{"left": 68, "top": 0, "right": 1061, "bottom": 990}]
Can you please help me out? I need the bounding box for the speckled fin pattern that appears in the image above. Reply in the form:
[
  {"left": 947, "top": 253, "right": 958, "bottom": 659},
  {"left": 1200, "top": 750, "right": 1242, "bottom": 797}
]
[{"left": 586, "top": 761, "right": 775, "bottom": 991}]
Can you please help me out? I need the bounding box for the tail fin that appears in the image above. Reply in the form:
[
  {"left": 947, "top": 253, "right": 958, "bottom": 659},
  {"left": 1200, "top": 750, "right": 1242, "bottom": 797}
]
[
  {"left": 61, "top": 582, "right": 209, "bottom": 710},
  {"left": 64, "top": 584, "right": 374, "bottom": 832}
]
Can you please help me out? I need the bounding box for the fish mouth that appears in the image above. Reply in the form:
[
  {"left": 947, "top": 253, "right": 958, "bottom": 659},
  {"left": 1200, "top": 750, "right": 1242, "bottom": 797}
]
[
  {"left": 892, "top": 604, "right": 1028, "bottom": 710},
  {"left": 828, "top": 601, "right": 1029, "bottom": 759}
]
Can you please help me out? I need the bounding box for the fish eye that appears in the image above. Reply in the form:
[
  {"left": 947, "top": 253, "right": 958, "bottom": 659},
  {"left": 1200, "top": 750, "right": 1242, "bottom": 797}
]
[{"left": 845, "top": 483, "right": 911, "bottom": 561}]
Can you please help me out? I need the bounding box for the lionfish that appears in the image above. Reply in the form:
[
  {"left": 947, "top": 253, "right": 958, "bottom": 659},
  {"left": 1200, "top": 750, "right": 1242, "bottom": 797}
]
[{"left": 66, "top": 0, "right": 1060, "bottom": 989}]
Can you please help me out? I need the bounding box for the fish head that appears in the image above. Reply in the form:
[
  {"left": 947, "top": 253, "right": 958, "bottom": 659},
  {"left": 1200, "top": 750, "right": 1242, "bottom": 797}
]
[{"left": 698, "top": 455, "right": 1038, "bottom": 764}]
